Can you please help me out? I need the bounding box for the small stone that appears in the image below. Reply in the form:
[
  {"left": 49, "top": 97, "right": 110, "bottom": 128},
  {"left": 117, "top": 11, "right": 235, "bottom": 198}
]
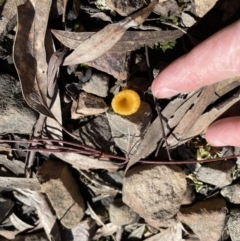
[
  {"left": 0, "top": 73, "right": 37, "bottom": 134},
  {"left": 227, "top": 208, "right": 240, "bottom": 241},
  {"left": 145, "top": 217, "right": 178, "bottom": 229},
  {"left": 71, "top": 92, "right": 109, "bottom": 118},
  {"left": 38, "top": 159, "right": 85, "bottom": 229},
  {"left": 153, "top": 0, "right": 180, "bottom": 17},
  {"left": 0, "top": 195, "right": 14, "bottom": 223},
  {"left": 193, "top": 0, "right": 219, "bottom": 18},
  {"left": 182, "top": 181, "right": 196, "bottom": 205},
  {"left": 106, "top": 101, "right": 152, "bottom": 154},
  {"left": 122, "top": 165, "right": 187, "bottom": 220},
  {"left": 221, "top": 183, "right": 240, "bottom": 204},
  {"left": 106, "top": 0, "right": 145, "bottom": 16},
  {"left": 82, "top": 73, "right": 109, "bottom": 97},
  {"left": 109, "top": 199, "right": 139, "bottom": 225},
  {"left": 181, "top": 12, "right": 196, "bottom": 27},
  {"left": 196, "top": 161, "right": 235, "bottom": 187},
  {"left": 74, "top": 114, "right": 115, "bottom": 153},
  {"left": 178, "top": 198, "right": 227, "bottom": 241}
]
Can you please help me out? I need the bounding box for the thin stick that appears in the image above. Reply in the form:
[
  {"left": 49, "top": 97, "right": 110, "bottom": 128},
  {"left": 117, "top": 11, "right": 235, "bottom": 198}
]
[
  {"left": 144, "top": 45, "right": 172, "bottom": 160},
  {"left": 1, "top": 138, "right": 238, "bottom": 165}
]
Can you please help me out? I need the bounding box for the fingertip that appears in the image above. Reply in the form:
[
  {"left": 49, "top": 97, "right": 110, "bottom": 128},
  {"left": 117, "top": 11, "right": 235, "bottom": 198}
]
[{"left": 205, "top": 117, "right": 240, "bottom": 147}]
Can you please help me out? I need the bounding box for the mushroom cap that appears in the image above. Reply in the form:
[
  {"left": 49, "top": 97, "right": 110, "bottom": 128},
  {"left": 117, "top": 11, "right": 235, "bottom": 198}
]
[{"left": 111, "top": 89, "right": 141, "bottom": 115}]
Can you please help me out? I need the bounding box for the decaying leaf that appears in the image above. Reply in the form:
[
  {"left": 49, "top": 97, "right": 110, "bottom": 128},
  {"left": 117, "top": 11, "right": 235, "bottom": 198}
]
[
  {"left": 0, "top": 229, "right": 21, "bottom": 240},
  {"left": 51, "top": 29, "right": 184, "bottom": 53},
  {"left": 93, "top": 223, "right": 118, "bottom": 240},
  {"left": 87, "top": 52, "right": 130, "bottom": 80},
  {"left": 1, "top": 0, "right": 27, "bottom": 20},
  {"left": 13, "top": 0, "right": 53, "bottom": 117},
  {"left": 127, "top": 224, "right": 145, "bottom": 240},
  {"left": 53, "top": 152, "right": 121, "bottom": 172},
  {"left": 183, "top": 88, "right": 240, "bottom": 143},
  {"left": 9, "top": 212, "right": 34, "bottom": 232},
  {"left": 0, "top": 177, "right": 41, "bottom": 191},
  {"left": 69, "top": 218, "right": 96, "bottom": 241},
  {"left": 15, "top": 190, "right": 61, "bottom": 241},
  {"left": 144, "top": 222, "right": 183, "bottom": 241},
  {"left": 125, "top": 91, "right": 201, "bottom": 171},
  {"left": 0, "top": 155, "right": 25, "bottom": 175},
  {"left": 167, "top": 85, "right": 216, "bottom": 147},
  {"left": 63, "top": 0, "right": 157, "bottom": 65}
]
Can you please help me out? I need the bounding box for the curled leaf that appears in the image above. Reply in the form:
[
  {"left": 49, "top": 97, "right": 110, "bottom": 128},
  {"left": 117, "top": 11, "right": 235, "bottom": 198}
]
[
  {"left": 63, "top": 0, "right": 156, "bottom": 65},
  {"left": 13, "top": 0, "right": 53, "bottom": 117}
]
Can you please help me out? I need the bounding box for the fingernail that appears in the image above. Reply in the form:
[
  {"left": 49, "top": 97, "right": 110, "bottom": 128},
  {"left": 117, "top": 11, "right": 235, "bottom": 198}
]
[{"left": 153, "top": 88, "right": 179, "bottom": 99}]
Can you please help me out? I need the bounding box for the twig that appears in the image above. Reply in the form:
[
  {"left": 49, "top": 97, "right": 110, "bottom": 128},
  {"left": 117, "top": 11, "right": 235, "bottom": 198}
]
[
  {"left": 0, "top": 138, "right": 239, "bottom": 165},
  {"left": 144, "top": 44, "right": 172, "bottom": 160}
]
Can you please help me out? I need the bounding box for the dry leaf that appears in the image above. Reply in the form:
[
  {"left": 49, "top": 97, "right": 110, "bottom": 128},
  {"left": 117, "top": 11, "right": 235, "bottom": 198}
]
[
  {"left": 167, "top": 90, "right": 202, "bottom": 129},
  {"left": 87, "top": 52, "right": 130, "bottom": 80},
  {"left": 15, "top": 190, "right": 61, "bottom": 241},
  {"left": 51, "top": 29, "right": 183, "bottom": 53},
  {"left": 53, "top": 152, "right": 121, "bottom": 172},
  {"left": 167, "top": 85, "right": 216, "bottom": 147},
  {"left": 144, "top": 222, "right": 183, "bottom": 241},
  {"left": 91, "top": 12, "right": 112, "bottom": 23},
  {"left": 63, "top": 0, "right": 156, "bottom": 65},
  {"left": 71, "top": 219, "right": 96, "bottom": 241},
  {"left": 125, "top": 91, "right": 199, "bottom": 171},
  {"left": 13, "top": 0, "right": 53, "bottom": 117},
  {"left": 86, "top": 203, "right": 105, "bottom": 226},
  {"left": 0, "top": 177, "right": 41, "bottom": 191},
  {"left": 128, "top": 224, "right": 145, "bottom": 239},
  {"left": 93, "top": 223, "right": 118, "bottom": 240},
  {"left": 0, "top": 155, "right": 25, "bottom": 175},
  {"left": 1, "top": 0, "right": 27, "bottom": 20},
  {"left": 0, "top": 229, "right": 20, "bottom": 240},
  {"left": 9, "top": 212, "right": 34, "bottom": 232},
  {"left": 183, "top": 88, "right": 240, "bottom": 142},
  {"left": 63, "top": 23, "right": 127, "bottom": 65}
]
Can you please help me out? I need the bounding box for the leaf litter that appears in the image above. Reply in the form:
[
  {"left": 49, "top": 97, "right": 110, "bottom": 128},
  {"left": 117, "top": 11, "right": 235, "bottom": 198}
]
[{"left": 0, "top": 0, "right": 240, "bottom": 240}]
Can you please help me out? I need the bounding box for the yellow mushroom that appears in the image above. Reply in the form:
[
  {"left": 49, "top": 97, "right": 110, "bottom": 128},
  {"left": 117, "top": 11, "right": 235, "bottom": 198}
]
[{"left": 111, "top": 89, "right": 141, "bottom": 115}]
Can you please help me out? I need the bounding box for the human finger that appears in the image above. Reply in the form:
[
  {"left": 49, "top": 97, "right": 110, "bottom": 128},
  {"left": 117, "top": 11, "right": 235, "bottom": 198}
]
[
  {"left": 152, "top": 20, "right": 240, "bottom": 98},
  {"left": 205, "top": 117, "right": 240, "bottom": 147}
]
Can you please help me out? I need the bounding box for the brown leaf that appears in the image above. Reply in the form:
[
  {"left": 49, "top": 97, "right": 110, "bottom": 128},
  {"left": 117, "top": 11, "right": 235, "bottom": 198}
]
[
  {"left": 125, "top": 91, "right": 200, "bottom": 172},
  {"left": 0, "top": 155, "right": 25, "bottom": 175},
  {"left": 63, "top": 23, "right": 127, "bottom": 65},
  {"left": 71, "top": 219, "right": 96, "bottom": 241},
  {"left": 13, "top": 0, "right": 53, "bottom": 117},
  {"left": 51, "top": 29, "right": 184, "bottom": 53},
  {"left": 63, "top": 0, "right": 156, "bottom": 65},
  {"left": 167, "top": 85, "right": 217, "bottom": 147},
  {"left": 0, "top": 177, "right": 41, "bottom": 191},
  {"left": 1, "top": 0, "right": 27, "bottom": 20},
  {"left": 87, "top": 52, "right": 130, "bottom": 80},
  {"left": 93, "top": 223, "right": 118, "bottom": 240},
  {"left": 53, "top": 152, "right": 121, "bottom": 172},
  {"left": 16, "top": 190, "right": 61, "bottom": 241},
  {"left": 183, "top": 88, "right": 240, "bottom": 142},
  {"left": 9, "top": 212, "right": 34, "bottom": 232}
]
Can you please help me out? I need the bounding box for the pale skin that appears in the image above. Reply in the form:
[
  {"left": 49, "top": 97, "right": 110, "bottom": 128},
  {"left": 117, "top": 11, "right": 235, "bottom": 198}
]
[{"left": 151, "top": 20, "right": 240, "bottom": 147}]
